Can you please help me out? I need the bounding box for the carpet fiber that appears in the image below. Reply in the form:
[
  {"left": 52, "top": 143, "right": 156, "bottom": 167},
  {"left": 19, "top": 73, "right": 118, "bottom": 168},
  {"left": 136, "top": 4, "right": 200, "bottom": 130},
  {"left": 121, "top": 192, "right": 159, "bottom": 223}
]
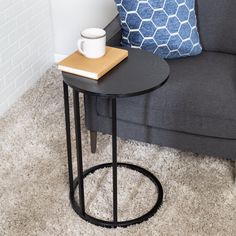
[{"left": 0, "top": 67, "right": 235, "bottom": 236}]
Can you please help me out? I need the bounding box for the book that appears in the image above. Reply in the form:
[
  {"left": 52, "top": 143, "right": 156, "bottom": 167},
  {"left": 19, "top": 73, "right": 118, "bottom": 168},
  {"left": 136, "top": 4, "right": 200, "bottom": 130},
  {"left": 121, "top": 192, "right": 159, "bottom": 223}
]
[{"left": 58, "top": 46, "right": 128, "bottom": 80}]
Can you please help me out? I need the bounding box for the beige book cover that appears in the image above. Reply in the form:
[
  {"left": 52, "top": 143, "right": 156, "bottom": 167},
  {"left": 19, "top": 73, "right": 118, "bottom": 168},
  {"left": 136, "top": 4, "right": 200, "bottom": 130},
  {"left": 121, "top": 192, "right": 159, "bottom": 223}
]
[{"left": 58, "top": 46, "right": 128, "bottom": 80}]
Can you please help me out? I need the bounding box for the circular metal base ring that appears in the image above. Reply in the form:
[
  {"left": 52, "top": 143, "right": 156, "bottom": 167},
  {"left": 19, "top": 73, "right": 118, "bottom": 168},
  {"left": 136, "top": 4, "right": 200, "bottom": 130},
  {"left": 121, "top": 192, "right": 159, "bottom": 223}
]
[{"left": 70, "top": 162, "right": 163, "bottom": 228}]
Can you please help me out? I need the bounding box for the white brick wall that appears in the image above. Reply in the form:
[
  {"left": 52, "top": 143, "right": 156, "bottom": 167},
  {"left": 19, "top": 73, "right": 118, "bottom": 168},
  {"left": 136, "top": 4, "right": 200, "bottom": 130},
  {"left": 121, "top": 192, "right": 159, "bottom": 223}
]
[{"left": 0, "top": 0, "right": 54, "bottom": 116}]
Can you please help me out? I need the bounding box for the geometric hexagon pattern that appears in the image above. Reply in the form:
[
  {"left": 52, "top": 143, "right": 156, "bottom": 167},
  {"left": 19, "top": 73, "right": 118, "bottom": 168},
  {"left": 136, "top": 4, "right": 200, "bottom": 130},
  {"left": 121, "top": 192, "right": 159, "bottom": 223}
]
[{"left": 114, "top": 0, "right": 202, "bottom": 59}]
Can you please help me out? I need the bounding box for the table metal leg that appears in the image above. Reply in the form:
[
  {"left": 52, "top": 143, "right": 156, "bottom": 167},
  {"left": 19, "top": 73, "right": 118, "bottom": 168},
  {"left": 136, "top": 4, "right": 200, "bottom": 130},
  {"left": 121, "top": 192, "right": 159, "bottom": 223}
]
[
  {"left": 63, "top": 85, "right": 163, "bottom": 228},
  {"left": 112, "top": 98, "right": 118, "bottom": 225},
  {"left": 63, "top": 82, "right": 74, "bottom": 198},
  {"left": 73, "top": 89, "right": 85, "bottom": 215}
]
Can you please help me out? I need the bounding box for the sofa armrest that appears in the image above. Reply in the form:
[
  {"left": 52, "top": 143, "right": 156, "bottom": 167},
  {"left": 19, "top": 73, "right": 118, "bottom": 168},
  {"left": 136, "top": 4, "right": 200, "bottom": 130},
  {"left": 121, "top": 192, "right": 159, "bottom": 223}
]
[{"left": 104, "top": 14, "right": 122, "bottom": 46}]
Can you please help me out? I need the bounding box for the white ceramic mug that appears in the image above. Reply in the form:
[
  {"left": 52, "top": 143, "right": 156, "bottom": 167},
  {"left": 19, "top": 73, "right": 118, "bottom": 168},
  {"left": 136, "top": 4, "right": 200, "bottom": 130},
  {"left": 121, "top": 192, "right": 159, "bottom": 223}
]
[{"left": 77, "top": 28, "right": 106, "bottom": 59}]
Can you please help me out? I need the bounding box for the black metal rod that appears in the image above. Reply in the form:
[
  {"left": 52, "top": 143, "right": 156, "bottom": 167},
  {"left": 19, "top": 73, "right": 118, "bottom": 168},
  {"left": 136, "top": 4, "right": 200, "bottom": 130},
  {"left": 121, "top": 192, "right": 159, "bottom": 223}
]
[
  {"left": 63, "top": 82, "right": 74, "bottom": 197},
  {"left": 73, "top": 90, "right": 85, "bottom": 215},
  {"left": 70, "top": 162, "right": 163, "bottom": 228},
  {"left": 112, "top": 98, "right": 118, "bottom": 224}
]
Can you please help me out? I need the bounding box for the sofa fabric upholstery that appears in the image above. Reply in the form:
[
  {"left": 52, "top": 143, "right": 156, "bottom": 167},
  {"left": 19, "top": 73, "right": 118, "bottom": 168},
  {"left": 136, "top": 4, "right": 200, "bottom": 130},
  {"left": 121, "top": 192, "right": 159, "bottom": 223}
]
[
  {"left": 104, "top": 15, "right": 122, "bottom": 47},
  {"left": 196, "top": 0, "right": 236, "bottom": 54},
  {"left": 96, "top": 52, "right": 236, "bottom": 139},
  {"left": 85, "top": 108, "right": 236, "bottom": 160},
  {"left": 84, "top": 12, "right": 236, "bottom": 160}
]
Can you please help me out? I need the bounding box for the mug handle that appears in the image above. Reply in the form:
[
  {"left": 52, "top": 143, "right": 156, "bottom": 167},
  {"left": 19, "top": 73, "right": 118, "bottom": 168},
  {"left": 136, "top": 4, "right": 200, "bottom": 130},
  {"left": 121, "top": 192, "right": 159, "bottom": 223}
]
[{"left": 77, "top": 39, "right": 85, "bottom": 55}]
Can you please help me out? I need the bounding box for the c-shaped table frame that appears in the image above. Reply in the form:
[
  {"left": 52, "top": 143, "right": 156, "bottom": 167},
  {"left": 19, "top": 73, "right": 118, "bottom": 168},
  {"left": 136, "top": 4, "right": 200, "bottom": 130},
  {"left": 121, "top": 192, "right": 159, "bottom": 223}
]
[{"left": 63, "top": 81, "right": 163, "bottom": 228}]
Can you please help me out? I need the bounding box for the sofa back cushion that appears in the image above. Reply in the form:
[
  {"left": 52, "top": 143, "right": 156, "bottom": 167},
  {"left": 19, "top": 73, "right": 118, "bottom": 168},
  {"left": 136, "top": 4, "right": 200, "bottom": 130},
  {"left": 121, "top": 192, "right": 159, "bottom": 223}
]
[{"left": 196, "top": 0, "right": 236, "bottom": 54}]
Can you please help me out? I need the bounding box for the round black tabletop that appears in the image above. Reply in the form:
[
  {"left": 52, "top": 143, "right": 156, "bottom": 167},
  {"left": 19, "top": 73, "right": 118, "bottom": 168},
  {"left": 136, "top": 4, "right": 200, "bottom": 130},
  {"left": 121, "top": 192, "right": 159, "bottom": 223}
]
[{"left": 63, "top": 48, "right": 169, "bottom": 98}]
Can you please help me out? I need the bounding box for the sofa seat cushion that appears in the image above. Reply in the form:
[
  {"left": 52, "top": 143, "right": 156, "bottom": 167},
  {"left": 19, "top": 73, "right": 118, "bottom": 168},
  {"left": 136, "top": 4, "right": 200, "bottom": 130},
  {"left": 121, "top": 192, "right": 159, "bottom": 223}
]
[{"left": 96, "top": 52, "right": 236, "bottom": 139}]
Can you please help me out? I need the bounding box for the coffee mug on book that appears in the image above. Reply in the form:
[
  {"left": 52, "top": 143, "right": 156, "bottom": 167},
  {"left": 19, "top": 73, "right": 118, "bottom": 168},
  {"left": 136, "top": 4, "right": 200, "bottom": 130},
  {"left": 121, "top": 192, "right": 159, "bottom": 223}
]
[{"left": 78, "top": 28, "right": 106, "bottom": 59}]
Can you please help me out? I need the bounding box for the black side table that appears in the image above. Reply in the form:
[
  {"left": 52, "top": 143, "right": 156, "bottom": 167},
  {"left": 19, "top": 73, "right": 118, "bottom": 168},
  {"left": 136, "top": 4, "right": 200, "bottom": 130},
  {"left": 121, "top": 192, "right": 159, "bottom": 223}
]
[{"left": 62, "top": 48, "right": 169, "bottom": 228}]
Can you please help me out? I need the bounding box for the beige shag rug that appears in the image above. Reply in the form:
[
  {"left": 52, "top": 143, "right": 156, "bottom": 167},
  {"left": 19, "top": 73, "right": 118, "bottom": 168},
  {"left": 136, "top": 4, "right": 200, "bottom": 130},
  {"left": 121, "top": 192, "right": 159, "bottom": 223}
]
[{"left": 0, "top": 66, "right": 236, "bottom": 236}]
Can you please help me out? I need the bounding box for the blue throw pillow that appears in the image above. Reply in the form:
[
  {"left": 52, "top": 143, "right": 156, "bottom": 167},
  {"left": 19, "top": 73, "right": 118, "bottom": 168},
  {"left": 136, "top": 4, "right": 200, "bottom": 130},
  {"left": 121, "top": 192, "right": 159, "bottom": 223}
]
[{"left": 114, "top": 0, "right": 202, "bottom": 59}]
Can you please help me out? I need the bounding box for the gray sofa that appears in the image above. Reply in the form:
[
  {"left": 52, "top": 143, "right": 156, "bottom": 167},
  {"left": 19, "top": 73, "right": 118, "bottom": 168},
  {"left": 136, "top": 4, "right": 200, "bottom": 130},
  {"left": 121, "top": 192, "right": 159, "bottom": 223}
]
[{"left": 84, "top": 1, "right": 236, "bottom": 171}]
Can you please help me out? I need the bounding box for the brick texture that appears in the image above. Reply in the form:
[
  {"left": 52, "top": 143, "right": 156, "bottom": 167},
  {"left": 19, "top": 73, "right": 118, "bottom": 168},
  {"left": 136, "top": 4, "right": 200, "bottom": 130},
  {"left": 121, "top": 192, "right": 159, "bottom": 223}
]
[{"left": 0, "top": 0, "right": 54, "bottom": 115}]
